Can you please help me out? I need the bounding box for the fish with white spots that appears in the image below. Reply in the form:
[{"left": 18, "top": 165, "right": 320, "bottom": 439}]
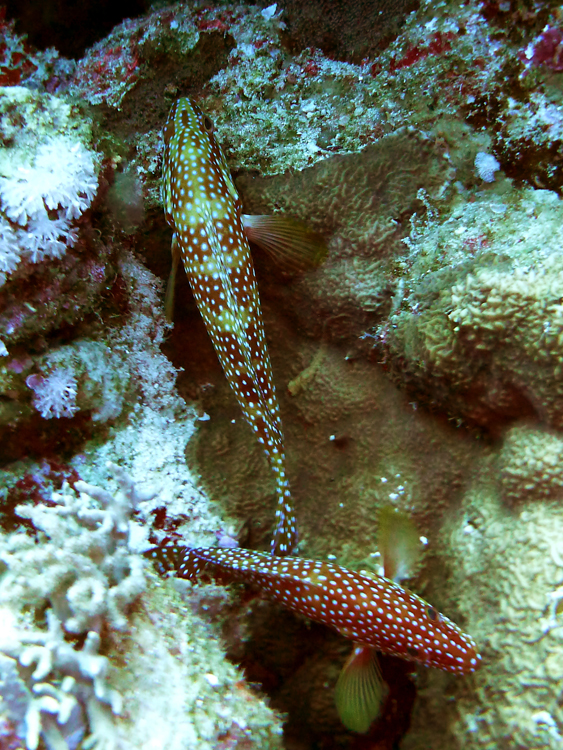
[
  {"left": 151, "top": 537, "right": 481, "bottom": 733},
  {"left": 162, "top": 97, "right": 326, "bottom": 555}
]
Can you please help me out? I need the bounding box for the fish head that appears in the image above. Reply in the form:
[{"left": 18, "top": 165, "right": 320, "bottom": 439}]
[
  {"left": 389, "top": 588, "right": 481, "bottom": 674},
  {"left": 349, "top": 571, "right": 480, "bottom": 674},
  {"left": 161, "top": 96, "right": 240, "bottom": 229},
  {"left": 424, "top": 606, "right": 481, "bottom": 673}
]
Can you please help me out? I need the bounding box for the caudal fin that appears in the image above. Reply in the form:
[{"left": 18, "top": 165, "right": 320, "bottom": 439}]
[
  {"left": 270, "top": 495, "right": 298, "bottom": 556},
  {"left": 145, "top": 540, "right": 203, "bottom": 580}
]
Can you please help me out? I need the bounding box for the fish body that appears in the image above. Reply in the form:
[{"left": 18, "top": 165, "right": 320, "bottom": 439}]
[
  {"left": 162, "top": 98, "right": 296, "bottom": 555},
  {"left": 172, "top": 546, "right": 481, "bottom": 675}
]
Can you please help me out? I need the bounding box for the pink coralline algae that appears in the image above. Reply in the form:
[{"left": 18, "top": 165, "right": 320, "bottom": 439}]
[
  {"left": 386, "top": 32, "right": 456, "bottom": 74},
  {"left": 0, "top": 7, "right": 63, "bottom": 89},
  {"left": 0, "top": 8, "right": 39, "bottom": 85},
  {"left": 67, "top": 5, "right": 200, "bottom": 108},
  {"left": 194, "top": 6, "right": 240, "bottom": 33},
  {"left": 70, "top": 36, "right": 140, "bottom": 107},
  {"left": 521, "top": 26, "right": 563, "bottom": 72}
]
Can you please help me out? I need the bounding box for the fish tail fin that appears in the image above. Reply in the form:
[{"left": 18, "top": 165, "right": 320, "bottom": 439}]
[
  {"left": 145, "top": 540, "right": 202, "bottom": 581},
  {"left": 270, "top": 490, "right": 298, "bottom": 556},
  {"left": 334, "top": 646, "right": 388, "bottom": 734},
  {"left": 243, "top": 214, "right": 327, "bottom": 273}
]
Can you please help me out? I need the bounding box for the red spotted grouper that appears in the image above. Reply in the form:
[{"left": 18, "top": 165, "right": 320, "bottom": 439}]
[
  {"left": 152, "top": 536, "right": 481, "bottom": 734},
  {"left": 162, "top": 98, "right": 325, "bottom": 555}
]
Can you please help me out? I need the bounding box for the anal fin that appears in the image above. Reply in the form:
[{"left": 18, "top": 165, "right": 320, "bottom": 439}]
[{"left": 164, "top": 233, "right": 181, "bottom": 322}]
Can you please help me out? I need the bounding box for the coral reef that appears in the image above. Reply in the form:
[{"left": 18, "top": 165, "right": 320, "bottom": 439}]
[
  {"left": 1, "top": 462, "right": 148, "bottom": 633},
  {"left": 2, "top": 0, "right": 563, "bottom": 747},
  {"left": 0, "top": 465, "right": 143, "bottom": 749},
  {"left": 0, "top": 467, "right": 283, "bottom": 750}
]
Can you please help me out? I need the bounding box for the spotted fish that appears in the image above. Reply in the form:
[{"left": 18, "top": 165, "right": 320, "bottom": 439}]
[
  {"left": 162, "top": 98, "right": 325, "bottom": 555},
  {"left": 152, "top": 543, "right": 481, "bottom": 732}
]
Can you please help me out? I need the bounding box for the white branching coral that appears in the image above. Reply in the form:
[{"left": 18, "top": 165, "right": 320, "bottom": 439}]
[
  {"left": 0, "top": 137, "right": 97, "bottom": 226},
  {"left": 0, "top": 463, "right": 151, "bottom": 633},
  {"left": 0, "top": 607, "right": 121, "bottom": 750},
  {"left": 0, "top": 465, "right": 155, "bottom": 750}
]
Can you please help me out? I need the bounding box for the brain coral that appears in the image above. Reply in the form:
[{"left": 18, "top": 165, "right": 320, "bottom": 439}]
[
  {"left": 237, "top": 129, "right": 451, "bottom": 258},
  {"left": 499, "top": 424, "right": 563, "bottom": 503},
  {"left": 403, "top": 470, "right": 563, "bottom": 750},
  {"left": 236, "top": 129, "right": 451, "bottom": 343},
  {"left": 384, "top": 188, "right": 563, "bottom": 431}
]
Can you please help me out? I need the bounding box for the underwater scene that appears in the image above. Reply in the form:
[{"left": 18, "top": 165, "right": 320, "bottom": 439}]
[{"left": 1, "top": 0, "right": 563, "bottom": 747}]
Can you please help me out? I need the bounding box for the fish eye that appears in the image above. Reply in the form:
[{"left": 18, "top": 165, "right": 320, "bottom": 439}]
[
  {"left": 203, "top": 115, "right": 214, "bottom": 132},
  {"left": 426, "top": 606, "right": 438, "bottom": 621},
  {"left": 406, "top": 646, "right": 419, "bottom": 657}
]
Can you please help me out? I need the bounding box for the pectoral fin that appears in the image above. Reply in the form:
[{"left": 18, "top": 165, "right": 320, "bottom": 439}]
[
  {"left": 334, "top": 645, "right": 387, "bottom": 734},
  {"left": 242, "top": 214, "right": 327, "bottom": 273},
  {"left": 377, "top": 506, "right": 423, "bottom": 582},
  {"left": 164, "top": 234, "right": 181, "bottom": 322}
]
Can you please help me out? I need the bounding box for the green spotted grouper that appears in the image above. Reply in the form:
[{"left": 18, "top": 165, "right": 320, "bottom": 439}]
[{"left": 162, "top": 97, "right": 325, "bottom": 555}]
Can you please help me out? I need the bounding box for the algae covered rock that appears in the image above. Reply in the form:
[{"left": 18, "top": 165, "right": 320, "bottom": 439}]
[
  {"left": 110, "top": 573, "right": 284, "bottom": 750},
  {"left": 384, "top": 188, "right": 563, "bottom": 430}
]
